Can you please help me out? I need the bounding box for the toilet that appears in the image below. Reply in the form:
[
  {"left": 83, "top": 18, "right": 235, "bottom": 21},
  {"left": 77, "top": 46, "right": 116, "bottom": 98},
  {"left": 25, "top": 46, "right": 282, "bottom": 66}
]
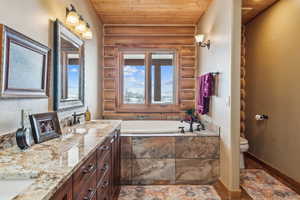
[{"left": 240, "top": 137, "right": 249, "bottom": 169}]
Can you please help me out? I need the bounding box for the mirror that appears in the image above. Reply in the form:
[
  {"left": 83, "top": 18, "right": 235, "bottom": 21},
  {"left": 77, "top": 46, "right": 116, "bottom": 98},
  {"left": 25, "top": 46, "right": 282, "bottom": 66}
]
[{"left": 53, "top": 20, "right": 85, "bottom": 111}]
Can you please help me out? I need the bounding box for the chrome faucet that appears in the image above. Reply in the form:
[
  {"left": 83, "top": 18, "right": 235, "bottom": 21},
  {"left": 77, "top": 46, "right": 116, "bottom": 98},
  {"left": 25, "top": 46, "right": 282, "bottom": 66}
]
[{"left": 72, "top": 112, "right": 85, "bottom": 125}]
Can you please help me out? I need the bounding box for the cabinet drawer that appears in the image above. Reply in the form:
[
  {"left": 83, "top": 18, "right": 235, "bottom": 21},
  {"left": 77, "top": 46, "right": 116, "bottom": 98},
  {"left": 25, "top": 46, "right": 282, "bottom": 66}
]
[
  {"left": 97, "top": 150, "right": 111, "bottom": 184},
  {"left": 74, "top": 170, "right": 97, "bottom": 200},
  {"left": 73, "top": 151, "right": 97, "bottom": 200},
  {"left": 97, "top": 173, "right": 110, "bottom": 200},
  {"left": 97, "top": 138, "right": 111, "bottom": 161}
]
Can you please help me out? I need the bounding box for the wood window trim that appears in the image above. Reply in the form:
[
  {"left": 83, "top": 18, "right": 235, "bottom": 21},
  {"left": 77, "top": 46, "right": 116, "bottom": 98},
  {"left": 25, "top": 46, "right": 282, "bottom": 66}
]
[{"left": 116, "top": 48, "right": 180, "bottom": 113}]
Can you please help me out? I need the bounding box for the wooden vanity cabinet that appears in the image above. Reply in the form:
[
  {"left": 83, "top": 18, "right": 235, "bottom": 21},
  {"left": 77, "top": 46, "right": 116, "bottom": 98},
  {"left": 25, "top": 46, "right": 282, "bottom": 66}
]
[
  {"left": 51, "top": 177, "right": 73, "bottom": 200},
  {"left": 51, "top": 128, "right": 121, "bottom": 200},
  {"left": 73, "top": 151, "right": 97, "bottom": 200},
  {"left": 97, "top": 137, "right": 111, "bottom": 200},
  {"left": 110, "top": 129, "right": 121, "bottom": 200}
]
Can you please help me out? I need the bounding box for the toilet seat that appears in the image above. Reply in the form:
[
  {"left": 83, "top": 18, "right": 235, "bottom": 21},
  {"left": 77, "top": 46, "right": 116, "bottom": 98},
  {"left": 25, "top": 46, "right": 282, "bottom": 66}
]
[
  {"left": 240, "top": 137, "right": 249, "bottom": 169},
  {"left": 240, "top": 137, "right": 249, "bottom": 152},
  {"left": 240, "top": 137, "right": 248, "bottom": 145}
]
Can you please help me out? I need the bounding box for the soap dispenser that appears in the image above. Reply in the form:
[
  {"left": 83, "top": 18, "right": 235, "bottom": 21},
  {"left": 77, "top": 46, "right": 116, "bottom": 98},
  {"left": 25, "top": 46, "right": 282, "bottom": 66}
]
[{"left": 85, "top": 107, "right": 91, "bottom": 121}]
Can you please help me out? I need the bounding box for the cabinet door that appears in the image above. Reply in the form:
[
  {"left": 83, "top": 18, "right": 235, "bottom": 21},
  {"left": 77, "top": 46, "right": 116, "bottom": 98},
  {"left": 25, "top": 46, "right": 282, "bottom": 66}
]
[
  {"left": 110, "top": 129, "right": 121, "bottom": 200},
  {"left": 51, "top": 178, "right": 72, "bottom": 200},
  {"left": 116, "top": 129, "right": 121, "bottom": 190}
]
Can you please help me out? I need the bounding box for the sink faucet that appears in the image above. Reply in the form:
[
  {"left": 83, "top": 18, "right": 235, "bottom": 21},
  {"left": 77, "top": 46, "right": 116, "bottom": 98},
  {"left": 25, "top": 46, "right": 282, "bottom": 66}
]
[{"left": 72, "top": 112, "right": 85, "bottom": 125}]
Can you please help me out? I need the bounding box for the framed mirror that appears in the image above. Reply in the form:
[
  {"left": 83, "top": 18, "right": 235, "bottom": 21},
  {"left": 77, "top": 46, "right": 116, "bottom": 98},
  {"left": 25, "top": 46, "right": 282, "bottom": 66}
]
[
  {"left": 53, "top": 20, "right": 85, "bottom": 111},
  {"left": 0, "top": 24, "right": 50, "bottom": 98}
]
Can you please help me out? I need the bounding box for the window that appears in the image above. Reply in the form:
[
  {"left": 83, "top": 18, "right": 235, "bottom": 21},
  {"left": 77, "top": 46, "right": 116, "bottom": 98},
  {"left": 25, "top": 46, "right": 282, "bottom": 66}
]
[
  {"left": 123, "top": 54, "right": 146, "bottom": 104},
  {"left": 151, "top": 53, "right": 175, "bottom": 104},
  {"left": 120, "top": 50, "right": 177, "bottom": 111}
]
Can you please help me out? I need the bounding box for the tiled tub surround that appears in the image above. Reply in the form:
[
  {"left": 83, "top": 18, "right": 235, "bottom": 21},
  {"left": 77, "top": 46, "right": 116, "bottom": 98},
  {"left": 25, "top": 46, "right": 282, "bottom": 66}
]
[
  {"left": 0, "top": 120, "right": 121, "bottom": 200},
  {"left": 121, "top": 134, "right": 220, "bottom": 185}
]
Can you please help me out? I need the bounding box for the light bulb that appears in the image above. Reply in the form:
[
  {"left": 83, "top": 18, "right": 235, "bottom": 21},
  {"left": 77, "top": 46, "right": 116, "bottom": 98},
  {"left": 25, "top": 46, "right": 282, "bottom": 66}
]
[
  {"left": 83, "top": 28, "right": 93, "bottom": 40},
  {"left": 66, "top": 11, "right": 79, "bottom": 26},
  {"left": 195, "top": 34, "right": 205, "bottom": 43},
  {"left": 75, "top": 17, "right": 87, "bottom": 33}
]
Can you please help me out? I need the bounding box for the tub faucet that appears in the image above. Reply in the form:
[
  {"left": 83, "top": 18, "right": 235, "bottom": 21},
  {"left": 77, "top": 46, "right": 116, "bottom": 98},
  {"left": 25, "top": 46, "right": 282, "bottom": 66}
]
[
  {"left": 196, "top": 120, "right": 205, "bottom": 131},
  {"left": 182, "top": 116, "right": 196, "bottom": 132},
  {"left": 178, "top": 126, "right": 185, "bottom": 134}
]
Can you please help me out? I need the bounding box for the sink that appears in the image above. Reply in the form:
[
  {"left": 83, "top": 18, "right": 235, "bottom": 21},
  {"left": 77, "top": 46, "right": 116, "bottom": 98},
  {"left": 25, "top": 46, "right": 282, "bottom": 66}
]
[
  {"left": 74, "top": 121, "right": 111, "bottom": 131},
  {"left": 0, "top": 179, "right": 35, "bottom": 200}
]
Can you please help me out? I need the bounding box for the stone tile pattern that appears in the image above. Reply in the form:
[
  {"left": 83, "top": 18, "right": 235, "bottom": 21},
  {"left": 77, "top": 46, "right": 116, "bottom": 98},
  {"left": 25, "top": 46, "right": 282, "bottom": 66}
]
[
  {"left": 121, "top": 136, "right": 220, "bottom": 185},
  {"left": 119, "top": 185, "right": 221, "bottom": 200},
  {"left": 241, "top": 169, "right": 300, "bottom": 200},
  {"left": 0, "top": 132, "right": 16, "bottom": 150}
]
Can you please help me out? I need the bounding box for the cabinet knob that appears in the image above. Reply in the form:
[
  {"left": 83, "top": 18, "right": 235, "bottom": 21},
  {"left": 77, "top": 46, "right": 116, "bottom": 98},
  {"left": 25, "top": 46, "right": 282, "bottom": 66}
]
[
  {"left": 101, "top": 163, "right": 109, "bottom": 172},
  {"left": 83, "top": 164, "right": 95, "bottom": 174},
  {"left": 101, "top": 146, "right": 110, "bottom": 151},
  {"left": 83, "top": 188, "right": 95, "bottom": 200},
  {"left": 102, "top": 181, "right": 109, "bottom": 188}
]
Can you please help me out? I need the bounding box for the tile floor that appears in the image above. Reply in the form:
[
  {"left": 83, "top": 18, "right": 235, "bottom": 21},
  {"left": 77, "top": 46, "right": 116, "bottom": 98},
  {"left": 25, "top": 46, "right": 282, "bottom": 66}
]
[
  {"left": 241, "top": 169, "right": 300, "bottom": 200},
  {"left": 118, "top": 185, "right": 221, "bottom": 200},
  {"left": 118, "top": 156, "right": 300, "bottom": 200}
]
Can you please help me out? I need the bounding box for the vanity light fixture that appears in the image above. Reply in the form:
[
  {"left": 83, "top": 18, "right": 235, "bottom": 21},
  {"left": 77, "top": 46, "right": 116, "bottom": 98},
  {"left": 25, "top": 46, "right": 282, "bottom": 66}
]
[
  {"left": 195, "top": 34, "right": 210, "bottom": 49},
  {"left": 75, "top": 16, "right": 87, "bottom": 33},
  {"left": 65, "top": 5, "right": 93, "bottom": 40},
  {"left": 82, "top": 23, "right": 93, "bottom": 40},
  {"left": 66, "top": 4, "right": 79, "bottom": 26}
]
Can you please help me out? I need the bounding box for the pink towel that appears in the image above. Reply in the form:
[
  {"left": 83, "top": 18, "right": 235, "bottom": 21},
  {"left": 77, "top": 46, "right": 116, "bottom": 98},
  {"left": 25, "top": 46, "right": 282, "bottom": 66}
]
[{"left": 196, "top": 73, "right": 214, "bottom": 115}]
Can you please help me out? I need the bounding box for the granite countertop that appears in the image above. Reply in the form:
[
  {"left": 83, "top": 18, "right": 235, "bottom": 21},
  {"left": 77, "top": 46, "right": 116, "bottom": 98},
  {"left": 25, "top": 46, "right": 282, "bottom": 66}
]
[{"left": 0, "top": 120, "right": 122, "bottom": 200}]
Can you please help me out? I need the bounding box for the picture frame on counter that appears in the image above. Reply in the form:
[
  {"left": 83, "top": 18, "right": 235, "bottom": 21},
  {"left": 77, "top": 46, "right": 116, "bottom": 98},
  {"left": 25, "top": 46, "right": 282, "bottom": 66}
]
[
  {"left": 0, "top": 24, "right": 50, "bottom": 98},
  {"left": 29, "top": 112, "right": 61, "bottom": 144}
]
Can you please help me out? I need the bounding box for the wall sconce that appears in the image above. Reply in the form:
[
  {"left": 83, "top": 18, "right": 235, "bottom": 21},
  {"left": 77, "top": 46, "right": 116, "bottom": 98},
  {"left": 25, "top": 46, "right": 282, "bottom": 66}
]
[
  {"left": 65, "top": 5, "right": 93, "bottom": 40},
  {"left": 195, "top": 34, "right": 210, "bottom": 49}
]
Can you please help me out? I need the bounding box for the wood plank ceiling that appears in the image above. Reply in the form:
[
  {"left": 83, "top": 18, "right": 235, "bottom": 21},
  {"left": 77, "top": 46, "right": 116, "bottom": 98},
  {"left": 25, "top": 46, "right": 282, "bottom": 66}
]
[
  {"left": 242, "top": 0, "right": 279, "bottom": 24},
  {"left": 90, "top": 0, "right": 279, "bottom": 25},
  {"left": 89, "top": 0, "right": 212, "bottom": 24}
]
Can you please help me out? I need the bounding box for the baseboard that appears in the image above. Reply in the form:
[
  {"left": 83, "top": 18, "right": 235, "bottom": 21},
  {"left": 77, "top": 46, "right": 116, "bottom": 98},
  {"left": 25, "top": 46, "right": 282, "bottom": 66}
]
[
  {"left": 245, "top": 152, "right": 300, "bottom": 194},
  {"left": 214, "top": 180, "right": 241, "bottom": 200}
]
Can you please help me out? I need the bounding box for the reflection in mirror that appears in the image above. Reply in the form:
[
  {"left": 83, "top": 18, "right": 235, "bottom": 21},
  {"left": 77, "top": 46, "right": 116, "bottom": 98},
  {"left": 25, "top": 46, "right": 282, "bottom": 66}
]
[
  {"left": 61, "top": 37, "right": 80, "bottom": 100},
  {"left": 53, "top": 20, "right": 85, "bottom": 111}
]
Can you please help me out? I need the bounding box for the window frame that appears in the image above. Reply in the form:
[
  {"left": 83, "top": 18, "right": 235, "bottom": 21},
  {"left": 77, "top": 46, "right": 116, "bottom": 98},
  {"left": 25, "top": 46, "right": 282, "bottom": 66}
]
[{"left": 117, "top": 48, "right": 180, "bottom": 113}]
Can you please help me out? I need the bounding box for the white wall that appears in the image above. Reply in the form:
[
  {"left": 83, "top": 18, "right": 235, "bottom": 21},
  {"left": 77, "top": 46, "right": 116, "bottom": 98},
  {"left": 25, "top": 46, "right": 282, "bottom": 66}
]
[
  {"left": 197, "top": 0, "right": 241, "bottom": 191},
  {"left": 0, "top": 0, "right": 102, "bottom": 135}
]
